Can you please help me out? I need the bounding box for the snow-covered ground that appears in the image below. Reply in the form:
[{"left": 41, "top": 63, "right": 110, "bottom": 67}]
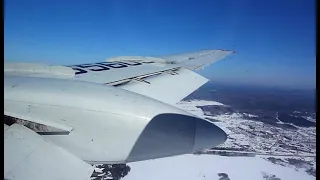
[
  {"left": 302, "top": 116, "right": 316, "bottom": 123},
  {"left": 124, "top": 154, "right": 314, "bottom": 180},
  {"left": 121, "top": 99, "right": 316, "bottom": 180}
]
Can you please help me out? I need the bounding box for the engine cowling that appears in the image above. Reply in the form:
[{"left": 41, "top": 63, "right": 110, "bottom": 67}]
[{"left": 4, "top": 75, "right": 227, "bottom": 163}]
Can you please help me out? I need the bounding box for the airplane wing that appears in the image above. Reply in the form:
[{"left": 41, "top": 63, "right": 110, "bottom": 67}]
[
  {"left": 4, "top": 49, "right": 233, "bottom": 180},
  {"left": 68, "top": 49, "right": 234, "bottom": 105}
]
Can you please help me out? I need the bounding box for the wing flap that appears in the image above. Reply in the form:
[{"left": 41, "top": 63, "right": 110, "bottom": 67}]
[
  {"left": 120, "top": 68, "right": 208, "bottom": 105},
  {"left": 4, "top": 124, "right": 94, "bottom": 180}
]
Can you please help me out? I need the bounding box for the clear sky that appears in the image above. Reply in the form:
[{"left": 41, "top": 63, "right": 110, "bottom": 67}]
[{"left": 4, "top": 0, "right": 316, "bottom": 89}]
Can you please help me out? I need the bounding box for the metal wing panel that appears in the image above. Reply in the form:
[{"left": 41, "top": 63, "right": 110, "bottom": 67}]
[{"left": 4, "top": 124, "right": 94, "bottom": 180}]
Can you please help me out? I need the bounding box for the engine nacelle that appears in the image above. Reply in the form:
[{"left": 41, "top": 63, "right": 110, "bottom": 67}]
[{"left": 4, "top": 75, "right": 227, "bottom": 164}]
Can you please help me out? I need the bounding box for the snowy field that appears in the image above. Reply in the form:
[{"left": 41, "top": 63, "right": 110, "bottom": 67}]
[{"left": 124, "top": 154, "right": 314, "bottom": 180}]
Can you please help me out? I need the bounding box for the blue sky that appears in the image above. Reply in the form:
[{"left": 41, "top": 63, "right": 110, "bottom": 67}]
[{"left": 4, "top": 0, "right": 316, "bottom": 89}]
